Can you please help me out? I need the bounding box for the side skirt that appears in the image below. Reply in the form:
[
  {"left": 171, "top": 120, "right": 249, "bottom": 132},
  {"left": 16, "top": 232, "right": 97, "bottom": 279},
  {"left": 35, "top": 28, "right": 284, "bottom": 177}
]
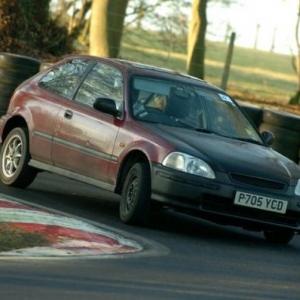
[{"left": 28, "top": 159, "right": 115, "bottom": 192}]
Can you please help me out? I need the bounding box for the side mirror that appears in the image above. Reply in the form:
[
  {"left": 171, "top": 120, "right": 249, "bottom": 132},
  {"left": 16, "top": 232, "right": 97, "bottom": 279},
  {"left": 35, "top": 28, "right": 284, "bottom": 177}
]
[
  {"left": 261, "top": 131, "right": 274, "bottom": 146},
  {"left": 93, "top": 97, "right": 119, "bottom": 117}
]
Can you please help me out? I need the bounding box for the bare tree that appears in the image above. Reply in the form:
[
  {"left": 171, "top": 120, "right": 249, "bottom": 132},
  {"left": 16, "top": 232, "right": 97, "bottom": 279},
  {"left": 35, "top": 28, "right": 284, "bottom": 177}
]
[
  {"left": 89, "top": 0, "right": 129, "bottom": 57},
  {"left": 126, "top": 0, "right": 157, "bottom": 28},
  {"left": 51, "top": 0, "right": 92, "bottom": 47}
]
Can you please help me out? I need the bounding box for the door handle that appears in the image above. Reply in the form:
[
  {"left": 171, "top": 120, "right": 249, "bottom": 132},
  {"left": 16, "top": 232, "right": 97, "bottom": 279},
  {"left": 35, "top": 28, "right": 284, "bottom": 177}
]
[{"left": 64, "top": 110, "right": 73, "bottom": 119}]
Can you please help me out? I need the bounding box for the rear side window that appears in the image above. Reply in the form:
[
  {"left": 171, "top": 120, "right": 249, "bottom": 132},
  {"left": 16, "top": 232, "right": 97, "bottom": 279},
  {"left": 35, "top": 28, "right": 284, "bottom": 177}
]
[
  {"left": 75, "top": 62, "right": 123, "bottom": 109},
  {"left": 39, "top": 59, "right": 92, "bottom": 99}
]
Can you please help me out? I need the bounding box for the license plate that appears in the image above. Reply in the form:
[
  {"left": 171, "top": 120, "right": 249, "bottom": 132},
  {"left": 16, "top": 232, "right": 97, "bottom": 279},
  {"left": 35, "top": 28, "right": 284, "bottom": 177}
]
[{"left": 234, "top": 191, "right": 288, "bottom": 214}]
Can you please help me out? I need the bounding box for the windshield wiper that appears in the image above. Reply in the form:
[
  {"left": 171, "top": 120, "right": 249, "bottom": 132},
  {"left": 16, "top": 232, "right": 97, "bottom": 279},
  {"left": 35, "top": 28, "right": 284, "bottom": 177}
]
[
  {"left": 195, "top": 127, "right": 225, "bottom": 136},
  {"left": 195, "top": 128, "right": 262, "bottom": 145},
  {"left": 229, "top": 137, "right": 263, "bottom": 145},
  {"left": 195, "top": 127, "right": 215, "bottom": 133}
]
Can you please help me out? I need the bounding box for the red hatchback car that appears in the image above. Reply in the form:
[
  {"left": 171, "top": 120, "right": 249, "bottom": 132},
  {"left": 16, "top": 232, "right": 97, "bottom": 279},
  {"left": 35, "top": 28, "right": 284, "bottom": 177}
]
[{"left": 0, "top": 55, "right": 300, "bottom": 244}]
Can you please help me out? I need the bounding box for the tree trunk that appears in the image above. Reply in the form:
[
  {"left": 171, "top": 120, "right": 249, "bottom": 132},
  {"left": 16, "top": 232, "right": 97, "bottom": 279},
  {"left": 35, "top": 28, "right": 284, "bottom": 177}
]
[
  {"left": 187, "top": 0, "right": 208, "bottom": 79},
  {"left": 89, "top": 0, "right": 129, "bottom": 57}
]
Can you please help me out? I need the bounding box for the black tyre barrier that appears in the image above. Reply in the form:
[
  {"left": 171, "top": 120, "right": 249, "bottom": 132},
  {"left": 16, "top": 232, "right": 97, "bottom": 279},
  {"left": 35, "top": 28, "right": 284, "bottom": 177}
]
[
  {"left": 237, "top": 101, "right": 263, "bottom": 128},
  {"left": 0, "top": 82, "right": 17, "bottom": 98},
  {"left": 262, "top": 108, "right": 300, "bottom": 131},
  {"left": 0, "top": 53, "right": 40, "bottom": 116},
  {"left": 259, "top": 122, "right": 300, "bottom": 163},
  {"left": 270, "top": 141, "right": 300, "bottom": 163}
]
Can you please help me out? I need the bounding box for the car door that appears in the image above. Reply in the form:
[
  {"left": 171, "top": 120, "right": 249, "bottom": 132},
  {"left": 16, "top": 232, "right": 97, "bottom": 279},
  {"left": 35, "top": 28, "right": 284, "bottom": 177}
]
[
  {"left": 51, "top": 61, "right": 124, "bottom": 189},
  {"left": 32, "top": 58, "right": 93, "bottom": 164}
]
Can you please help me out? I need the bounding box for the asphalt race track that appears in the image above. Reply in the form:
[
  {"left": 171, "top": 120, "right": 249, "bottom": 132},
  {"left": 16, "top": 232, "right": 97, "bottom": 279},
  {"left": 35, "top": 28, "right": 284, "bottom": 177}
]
[{"left": 0, "top": 172, "right": 299, "bottom": 300}]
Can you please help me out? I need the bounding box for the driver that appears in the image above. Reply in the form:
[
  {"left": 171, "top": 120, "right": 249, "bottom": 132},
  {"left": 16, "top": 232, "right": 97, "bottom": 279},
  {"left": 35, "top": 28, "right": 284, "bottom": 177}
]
[
  {"left": 133, "top": 93, "right": 167, "bottom": 116},
  {"left": 147, "top": 94, "right": 167, "bottom": 111}
]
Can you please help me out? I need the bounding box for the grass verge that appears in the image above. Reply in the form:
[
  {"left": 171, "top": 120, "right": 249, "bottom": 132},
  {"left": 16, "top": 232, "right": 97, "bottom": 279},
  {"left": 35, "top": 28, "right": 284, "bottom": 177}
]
[{"left": 0, "top": 223, "right": 50, "bottom": 252}]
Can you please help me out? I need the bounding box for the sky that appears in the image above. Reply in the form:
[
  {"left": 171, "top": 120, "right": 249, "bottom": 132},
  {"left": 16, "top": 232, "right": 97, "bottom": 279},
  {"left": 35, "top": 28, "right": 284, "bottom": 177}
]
[{"left": 207, "top": 0, "right": 298, "bottom": 54}]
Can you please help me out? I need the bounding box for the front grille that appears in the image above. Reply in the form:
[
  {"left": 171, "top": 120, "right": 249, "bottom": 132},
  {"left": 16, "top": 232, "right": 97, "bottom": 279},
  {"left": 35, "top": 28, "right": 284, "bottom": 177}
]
[{"left": 229, "top": 173, "right": 287, "bottom": 191}]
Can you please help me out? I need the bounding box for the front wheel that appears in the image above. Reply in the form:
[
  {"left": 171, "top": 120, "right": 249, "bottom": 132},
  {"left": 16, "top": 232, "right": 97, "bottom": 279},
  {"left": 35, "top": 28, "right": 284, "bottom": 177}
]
[
  {"left": 0, "top": 127, "right": 37, "bottom": 188},
  {"left": 120, "top": 162, "right": 151, "bottom": 225},
  {"left": 263, "top": 229, "right": 295, "bottom": 245}
]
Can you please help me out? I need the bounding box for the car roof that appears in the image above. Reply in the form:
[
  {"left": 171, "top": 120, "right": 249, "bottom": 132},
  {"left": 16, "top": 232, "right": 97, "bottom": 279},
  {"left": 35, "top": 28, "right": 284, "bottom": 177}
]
[{"left": 64, "top": 54, "right": 222, "bottom": 91}]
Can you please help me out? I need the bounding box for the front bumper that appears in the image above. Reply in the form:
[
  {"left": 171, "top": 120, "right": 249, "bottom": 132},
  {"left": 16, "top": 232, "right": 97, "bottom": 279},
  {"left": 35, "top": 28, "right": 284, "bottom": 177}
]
[{"left": 151, "top": 163, "right": 300, "bottom": 232}]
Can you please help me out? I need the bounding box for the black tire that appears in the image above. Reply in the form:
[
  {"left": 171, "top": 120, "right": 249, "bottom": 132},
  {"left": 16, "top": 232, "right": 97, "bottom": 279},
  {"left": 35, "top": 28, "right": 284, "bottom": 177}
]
[
  {"left": 120, "top": 162, "right": 151, "bottom": 225},
  {"left": 0, "top": 109, "right": 7, "bottom": 117},
  {"left": 262, "top": 108, "right": 300, "bottom": 131},
  {"left": 259, "top": 123, "right": 300, "bottom": 142},
  {"left": 0, "top": 68, "right": 36, "bottom": 83},
  {"left": 0, "top": 52, "right": 40, "bottom": 70},
  {"left": 0, "top": 127, "right": 37, "bottom": 188},
  {"left": 0, "top": 84, "right": 18, "bottom": 98},
  {"left": 263, "top": 229, "right": 295, "bottom": 245},
  {"left": 259, "top": 122, "right": 300, "bottom": 162},
  {"left": 0, "top": 53, "right": 40, "bottom": 114},
  {"left": 270, "top": 143, "right": 299, "bottom": 163}
]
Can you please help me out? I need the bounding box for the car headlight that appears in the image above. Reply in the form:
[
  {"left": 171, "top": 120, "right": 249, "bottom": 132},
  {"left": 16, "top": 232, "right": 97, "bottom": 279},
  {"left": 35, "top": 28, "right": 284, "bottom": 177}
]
[
  {"left": 295, "top": 179, "right": 300, "bottom": 195},
  {"left": 162, "top": 152, "right": 215, "bottom": 179}
]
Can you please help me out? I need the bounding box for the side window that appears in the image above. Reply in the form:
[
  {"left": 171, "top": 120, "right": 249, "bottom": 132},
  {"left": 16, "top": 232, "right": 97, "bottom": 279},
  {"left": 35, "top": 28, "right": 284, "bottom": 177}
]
[
  {"left": 75, "top": 62, "right": 123, "bottom": 110},
  {"left": 39, "top": 59, "right": 92, "bottom": 99}
]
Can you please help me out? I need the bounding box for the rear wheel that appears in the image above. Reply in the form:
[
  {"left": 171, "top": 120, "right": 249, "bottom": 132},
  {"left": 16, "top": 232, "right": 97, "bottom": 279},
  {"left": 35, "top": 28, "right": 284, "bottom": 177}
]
[
  {"left": 263, "top": 229, "right": 295, "bottom": 245},
  {"left": 0, "top": 127, "right": 37, "bottom": 188},
  {"left": 120, "top": 162, "right": 151, "bottom": 225}
]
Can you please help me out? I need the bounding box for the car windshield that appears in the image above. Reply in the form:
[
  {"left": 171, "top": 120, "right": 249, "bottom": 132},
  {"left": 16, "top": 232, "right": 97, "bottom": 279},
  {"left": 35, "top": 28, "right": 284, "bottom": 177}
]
[{"left": 130, "top": 76, "right": 263, "bottom": 144}]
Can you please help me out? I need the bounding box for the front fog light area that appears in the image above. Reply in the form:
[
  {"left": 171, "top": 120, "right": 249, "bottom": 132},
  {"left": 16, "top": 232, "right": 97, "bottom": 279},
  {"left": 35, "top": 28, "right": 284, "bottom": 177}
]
[{"left": 162, "top": 152, "right": 215, "bottom": 179}]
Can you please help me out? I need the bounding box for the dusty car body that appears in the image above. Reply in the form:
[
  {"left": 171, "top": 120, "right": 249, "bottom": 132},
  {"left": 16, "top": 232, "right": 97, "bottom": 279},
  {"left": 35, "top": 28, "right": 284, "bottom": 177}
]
[{"left": 0, "top": 55, "right": 300, "bottom": 244}]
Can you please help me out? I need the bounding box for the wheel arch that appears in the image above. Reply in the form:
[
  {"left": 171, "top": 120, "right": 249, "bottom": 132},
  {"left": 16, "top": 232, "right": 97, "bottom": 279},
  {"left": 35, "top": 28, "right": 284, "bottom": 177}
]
[
  {"left": 115, "top": 150, "right": 151, "bottom": 195},
  {"left": 1, "top": 116, "right": 28, "bottom": 144}
]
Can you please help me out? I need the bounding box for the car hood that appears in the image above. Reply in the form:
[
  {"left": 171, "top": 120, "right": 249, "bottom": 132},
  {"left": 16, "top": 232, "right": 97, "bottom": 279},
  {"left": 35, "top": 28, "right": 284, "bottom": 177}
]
[{"left": 142, "top": 123, "right": 300, "bottom": 183}]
